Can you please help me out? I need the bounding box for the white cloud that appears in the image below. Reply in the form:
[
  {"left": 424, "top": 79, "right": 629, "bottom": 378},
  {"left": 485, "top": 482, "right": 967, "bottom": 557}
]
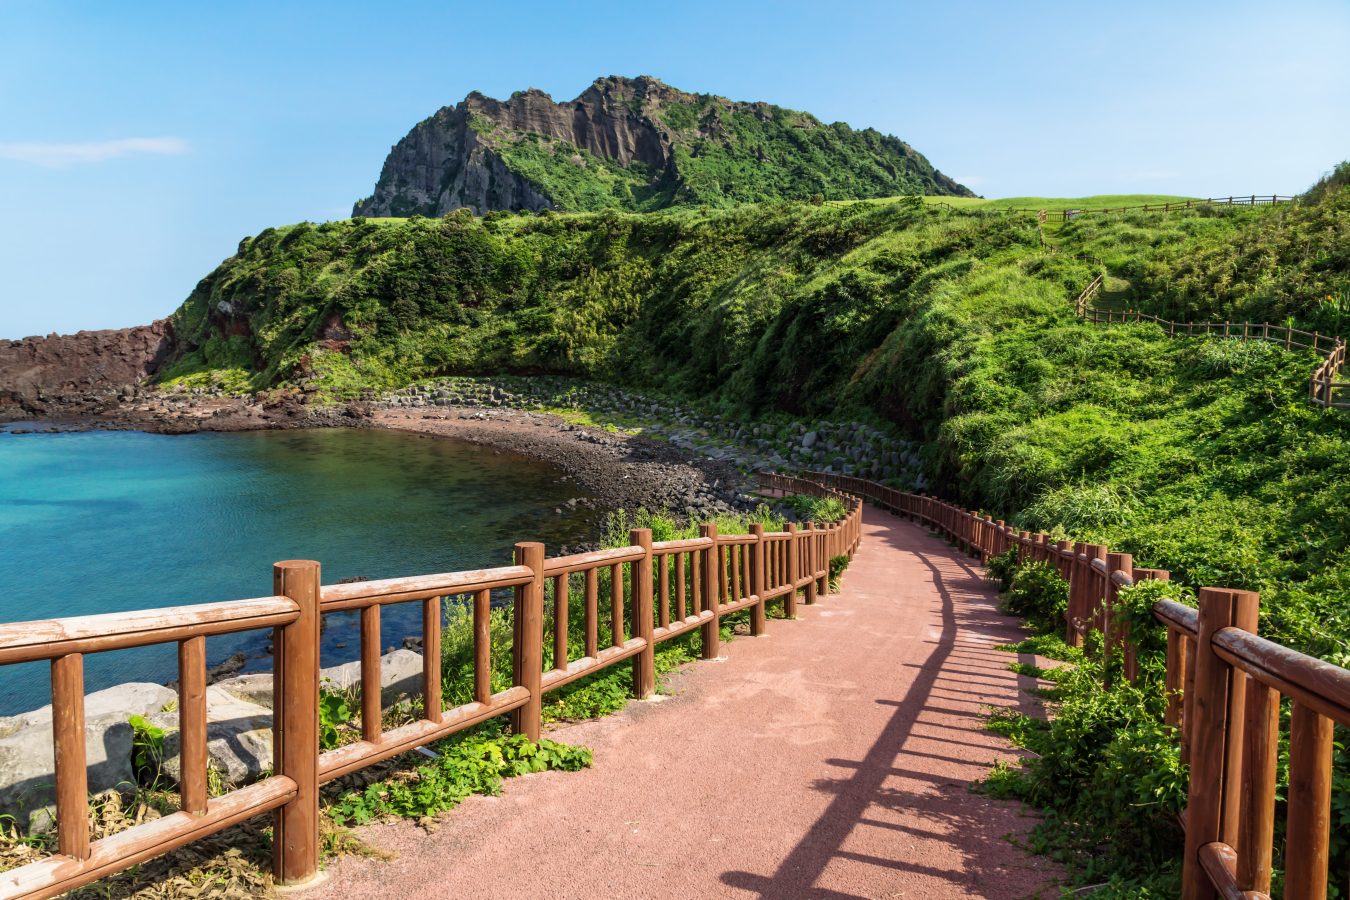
[
  {"left": 954, "top": 174, "right": 986, "bottom": 187},
  {"left": 0, "top": 137, "right": 189, "bottom": 167}
]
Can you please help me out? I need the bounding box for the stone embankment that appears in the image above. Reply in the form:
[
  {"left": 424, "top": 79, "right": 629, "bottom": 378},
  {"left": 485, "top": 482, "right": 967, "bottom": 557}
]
[{"left": 376, "top": 375, "right": 928, "bottom": 489}]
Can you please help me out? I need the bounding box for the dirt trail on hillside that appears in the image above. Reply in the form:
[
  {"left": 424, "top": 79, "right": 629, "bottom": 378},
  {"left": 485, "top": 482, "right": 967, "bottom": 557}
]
[{"left": 317, "top": 505, "right": 1062, "bottom": 899}]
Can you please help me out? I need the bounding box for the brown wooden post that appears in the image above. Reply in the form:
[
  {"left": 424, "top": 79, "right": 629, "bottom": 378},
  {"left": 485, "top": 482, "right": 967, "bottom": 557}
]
[
  {"left": 422, "top": 594, "right": 442, "bottom": 723},
  {"left": 631, "top": 528, "right": 656, "bottom": 698},
  {"left": 784, "top": 523, "right": 800, "bottom": 616},
  {"left": 178, "top": 635, "right": 208, "bottom": 815},
  {"left": 1220, "top": 591, "right": 1259, "bottom": 849},
  {"left": 273, "top": 559, "right": 320, "bottom": 886},
  {"left": 51, "top": 652, "right": 89, "bottom": 860},
  {"left": 1165, "top": 627, "right": 1188, "bottom": 729},
  {"left": 1180, "top": 588, "right": 1241, "bottom": 900},
  {"left": 1104, "top": 552, "right": 1132, "bottom": 678},
  {"left": 1065, "top": 542, "right": 1086, "bottom": 648},
  {"left": 748, "top": 524, "right": 767, "bottom": 635},
  {"left": 1236, "top": 677, "right": 1279, "bottom": 894},
  {"left": 699, "top": 524, "right": 721, "bottom": 658},
  {"left": 1285, "top": 702, "right": 1333, "bottom": 900},
  {"left": 360, "top": 604, "right": 382, "bottom": 744},
  {"left": 803, "top": 521, "right": 818, "bottom": 606},
  {"left": 511, "top": 542, "right": 544, "bottom": 741}
]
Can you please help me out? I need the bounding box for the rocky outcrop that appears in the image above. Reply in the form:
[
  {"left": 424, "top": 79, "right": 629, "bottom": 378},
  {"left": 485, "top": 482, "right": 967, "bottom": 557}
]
[
  {"left": 0, "top": 320, "right": 174, "bottom": 418},
  {"left": 354, "top": 75, "right": 973, "bottom": 216}
]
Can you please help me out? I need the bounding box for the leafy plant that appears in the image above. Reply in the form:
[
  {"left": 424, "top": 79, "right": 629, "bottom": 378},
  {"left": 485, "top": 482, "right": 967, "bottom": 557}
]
[
  {"left": 828, "top": 554, "right": 849, "bottom": 592},
  {"left": 984, "top": 547, "right": 1019, "bottom": 592},
  {"left": 1001, "top": 560, "right": 1069, "bottom": 634},
  {"left": 326, "top": 729, "right": 591, "bottom": 827},
  {"left": 127, "top": 714, "right": 166, "bottom": 787},
  {"left": 319, "top": 690, "right": 355, "bottom": 751}
]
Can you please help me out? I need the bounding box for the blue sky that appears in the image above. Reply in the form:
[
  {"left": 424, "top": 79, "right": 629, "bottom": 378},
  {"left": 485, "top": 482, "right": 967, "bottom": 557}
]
[{"left": 1, "top": 1, "right": 1347, "bottom": 338}]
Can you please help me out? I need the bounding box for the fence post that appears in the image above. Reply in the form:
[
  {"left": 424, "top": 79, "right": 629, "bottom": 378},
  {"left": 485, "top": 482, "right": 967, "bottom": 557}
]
[
  {"left": 699, "top": 524, "right": 721, "bottom": 658},
  {"left": 511, "top": 542, "right": 544, "bottom": 741},
  {"left": 1066, "top": 542, "right": 1086, "bottom": 648},
  {"left": 1105, "top": 552, "right": 1132, "bottom": 681},
  {"left": 1180, "top": 588, "right": 1244, "bottom": 900},
  {"left": 784, "top": 522, "right": 801, "bottom": 616},
  {"left": 749, "top": 523, "right": 768, "bottom": 634},
  {"left": 272, "top": 559, "right": 321, "bottom": 887},
  {"left": 631, "top": 528, "right": 656, "bottom": 698},
  {"left": 1237, "top": 665, "right": 1278, "bottom": 894},
  {"left": 803, "top": 521, "right": 818, "bottom": 606}
]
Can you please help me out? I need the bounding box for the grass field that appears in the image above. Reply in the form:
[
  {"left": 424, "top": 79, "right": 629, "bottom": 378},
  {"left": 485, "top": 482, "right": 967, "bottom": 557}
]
[{"left": 922, "top": 193, "right": 1200, "bottom": 210}]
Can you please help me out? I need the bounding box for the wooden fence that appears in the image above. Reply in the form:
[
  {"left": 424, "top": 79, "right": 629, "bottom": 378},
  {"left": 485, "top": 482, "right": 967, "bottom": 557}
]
[
  {"left": 1028, "top": 194, "right": 1295, "bottom": 222},
  {"left": 1078, "top": 302, "right": 1350, "bottom": 409},
  {"left": 0, "top": 472, "right": 862, "bottom": 899},
  {"left": 812, "top": 470, "right": 1350, "bottom": 900}
]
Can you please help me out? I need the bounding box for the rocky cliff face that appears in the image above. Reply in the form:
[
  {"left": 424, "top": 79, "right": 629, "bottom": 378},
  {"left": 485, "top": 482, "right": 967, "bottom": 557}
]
[
  {"left": 0, "top": 321, "right": 174, "bottom": 418},
  {"left": 354, "top": 75, "right": 973, "bottom": 216}
]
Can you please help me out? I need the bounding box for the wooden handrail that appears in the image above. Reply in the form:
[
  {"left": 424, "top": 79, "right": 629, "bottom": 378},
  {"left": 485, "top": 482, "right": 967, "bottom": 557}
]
[
  {"left": 1073, "top": 282, "right": 1349, "bottom": 409},
  {"left": 804, "top": 468, "right": 1347, "bottom": 899},
  {"left": 0, "top": 471, "right": 863, "bottom": 898}
]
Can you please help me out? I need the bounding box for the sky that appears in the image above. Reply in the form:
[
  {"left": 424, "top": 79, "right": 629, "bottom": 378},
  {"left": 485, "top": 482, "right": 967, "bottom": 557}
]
[{"left": 0, "top": 1, "right": 1347, "bottom": 338}]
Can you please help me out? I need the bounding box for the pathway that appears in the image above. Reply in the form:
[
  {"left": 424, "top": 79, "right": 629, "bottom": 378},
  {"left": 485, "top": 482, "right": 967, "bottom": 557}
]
[{"left": 316, "top": 506, "right": 1061, "bottom": 899}]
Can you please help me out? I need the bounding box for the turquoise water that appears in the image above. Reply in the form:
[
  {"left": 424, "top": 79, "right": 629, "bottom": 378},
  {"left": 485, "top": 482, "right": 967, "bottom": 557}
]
[{"left": 0, "top": 428, "right": 598, "bottom": 715}]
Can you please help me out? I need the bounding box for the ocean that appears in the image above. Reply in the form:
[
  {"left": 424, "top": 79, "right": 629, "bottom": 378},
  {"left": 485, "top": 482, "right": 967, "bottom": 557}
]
[{"left": 0, "top": 426, "right": 597, "bottom": 715}]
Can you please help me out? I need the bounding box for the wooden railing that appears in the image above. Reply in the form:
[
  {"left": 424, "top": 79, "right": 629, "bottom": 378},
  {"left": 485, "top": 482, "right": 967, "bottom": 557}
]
[
  {"left": 1080, "top": 305, "right": 1350, "bottom": 409},
  {"left": 0, "top": 473, "right": 861, "bottom": 899},
  {"left": 1024, "top": 194, "right": 1295, "bottom": 221},
  {"left": 820, "top": 470, "right": 1349, "bottom": 900}
]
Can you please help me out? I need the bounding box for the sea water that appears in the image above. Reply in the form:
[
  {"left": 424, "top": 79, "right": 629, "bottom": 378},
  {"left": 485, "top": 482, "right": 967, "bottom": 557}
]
[{"left": 0, "top": 427, "right": 597, "bottom": 715}]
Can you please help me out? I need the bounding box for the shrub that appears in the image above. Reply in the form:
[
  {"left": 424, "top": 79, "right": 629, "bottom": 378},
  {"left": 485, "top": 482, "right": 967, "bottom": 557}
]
[
  {"left": 828, "top": 554, "right": 850, "bottom": 592},
  {"left": 1001, "top": 560, "right": 1069, "bottom": 633}
]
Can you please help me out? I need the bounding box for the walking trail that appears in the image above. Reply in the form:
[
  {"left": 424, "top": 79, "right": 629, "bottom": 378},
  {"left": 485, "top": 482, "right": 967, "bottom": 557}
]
[{"left": 317, "top": 506, "right": 1062, "bottom": 899}]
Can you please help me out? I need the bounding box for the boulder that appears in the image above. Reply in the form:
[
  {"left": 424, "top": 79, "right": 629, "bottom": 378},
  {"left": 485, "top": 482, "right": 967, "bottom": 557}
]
[
  {"left": 0, "top": 682, "right": 177, "bottom": 830},
  {"left": 212, "top": 673, "right": 276, "bottom": 709},
  {"left": 319, "top": 649, "right": 425, "bottom": 705},
  {"left": 150, "top": 685, "right": 273, "bottom": 788}
]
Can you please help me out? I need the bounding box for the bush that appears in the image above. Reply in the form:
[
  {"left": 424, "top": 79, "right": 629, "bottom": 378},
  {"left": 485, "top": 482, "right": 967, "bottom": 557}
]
[
  {"left": 984, "top": 547, "right": 1019, "bottom": 592},
  {"left": 1001, "top": 560, "right": 1069, "bottom": 633},
  {"left": 828, "top": 554, "right": 849, "bottom": 592}
]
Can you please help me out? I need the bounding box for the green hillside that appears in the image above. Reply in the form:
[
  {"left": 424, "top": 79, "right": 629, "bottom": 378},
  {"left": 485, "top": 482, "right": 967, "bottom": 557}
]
[{"left": 161, "top": 167, "right": 1350, "bottom": 892}]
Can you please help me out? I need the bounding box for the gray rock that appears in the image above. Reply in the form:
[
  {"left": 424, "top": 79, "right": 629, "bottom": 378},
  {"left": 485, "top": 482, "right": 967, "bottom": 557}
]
[
  {"left": 801, "top": 431, "right": 818, "bottom": 449},
  {"left": 319, "top": 649, "right": 425, "bottom": 705},
  {"left": 0, "top": 682, "right": 177, "bottom": 830},
  {"left": 212, "top": 673, "right": 275, "bottom": 709},
  {"left": 151, "top": 685, "right": 273, "bottom": 789}
]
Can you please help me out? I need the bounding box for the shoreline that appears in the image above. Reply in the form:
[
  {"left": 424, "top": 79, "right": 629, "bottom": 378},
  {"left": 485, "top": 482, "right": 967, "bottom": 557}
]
[{"left": 2, "top": 394, "right": 757, "bottom": 523}]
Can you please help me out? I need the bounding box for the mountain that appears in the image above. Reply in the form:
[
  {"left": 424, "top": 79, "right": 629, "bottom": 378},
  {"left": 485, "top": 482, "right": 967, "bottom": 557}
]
[{"left": 352, "top": 75, "right": 974, "bottom": 216}]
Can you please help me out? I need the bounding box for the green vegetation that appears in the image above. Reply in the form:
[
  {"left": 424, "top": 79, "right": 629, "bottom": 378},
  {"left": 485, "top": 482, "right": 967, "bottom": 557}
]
[
  {"left": 919, "top": 193, "right": 1199, "bottom": 210},
  {"left": 780, "top": 493, "right": 848, "bottom": 524},
  {"left": 328, "top": 726, "right": 591, "bottom": 826},
  {"left": 161, "top": 166, "right": 1350, "bottom": 892},
  {"left": 978, "top": 554, "right": 1350, "bottom": 897}
]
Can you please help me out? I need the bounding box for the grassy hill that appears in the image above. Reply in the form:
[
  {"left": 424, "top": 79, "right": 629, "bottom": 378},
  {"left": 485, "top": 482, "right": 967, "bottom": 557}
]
[{"left": 161, "top": 166, "right": 1350, "bottom": 893}]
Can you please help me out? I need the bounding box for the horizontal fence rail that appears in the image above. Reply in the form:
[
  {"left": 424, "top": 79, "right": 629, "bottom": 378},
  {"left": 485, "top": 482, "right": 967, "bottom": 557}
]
[{"left": 0, "top": 474, "right": 862, "bottom": 898}]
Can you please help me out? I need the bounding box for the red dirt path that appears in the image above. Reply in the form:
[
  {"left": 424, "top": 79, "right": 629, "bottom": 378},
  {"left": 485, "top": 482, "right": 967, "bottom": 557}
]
[{"left": 316, "top": 506, "right": 1061, "bottom": 899}]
